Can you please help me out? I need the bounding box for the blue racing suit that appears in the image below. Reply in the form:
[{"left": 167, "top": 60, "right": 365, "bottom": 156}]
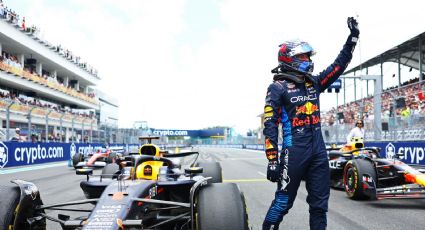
[{"left": 262, "top": 34, "right": 358, "bottom": 230}]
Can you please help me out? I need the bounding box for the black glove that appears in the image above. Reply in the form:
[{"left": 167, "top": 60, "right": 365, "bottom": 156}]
[
  {"left": 267, "top": 160, "right": 281, "bottom": 182},
  {"left": 347, "top": 17, "right": 359, "bottom": 37},
  {"left": 265, "top": 148, "right": 281, "bottom": 182}
]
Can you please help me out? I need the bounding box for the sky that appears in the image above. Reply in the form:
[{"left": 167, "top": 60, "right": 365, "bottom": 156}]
[{"left": 6, "top": 0, "right": 425, "bottom": 133}]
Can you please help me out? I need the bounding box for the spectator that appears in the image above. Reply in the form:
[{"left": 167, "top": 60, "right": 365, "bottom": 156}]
[
  {"left": 401, "top": 105, "right": 410, "bottom": 118},
  {"left": 346, "top": 120, "right": 365, "bottom": 143},
  {"left": 30, "top": 133, "right": 39, "bottom": 143},
  {"left": 10, "top": 127, "right": 24, "bottom": 142}
]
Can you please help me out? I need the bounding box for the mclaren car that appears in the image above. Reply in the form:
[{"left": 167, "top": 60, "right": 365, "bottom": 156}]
[
  {"left": 0, "top": 136, "right": 249, "bottom": 230},
  {"left": 327, "top": 137, "right": 425, "bottom": 200}
]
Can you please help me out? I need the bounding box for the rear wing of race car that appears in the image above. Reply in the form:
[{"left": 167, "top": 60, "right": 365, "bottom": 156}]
[{"left": 139, "top": 136, "right": 160, "bottom": 144}]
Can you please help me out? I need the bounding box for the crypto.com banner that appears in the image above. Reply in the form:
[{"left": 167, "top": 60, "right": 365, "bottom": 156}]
[
  {"left": 365, "top": 141, "right": 425, "bottom": 165},
  {"left": 0, "top": 141, "right": 112, "bottom": 168}
]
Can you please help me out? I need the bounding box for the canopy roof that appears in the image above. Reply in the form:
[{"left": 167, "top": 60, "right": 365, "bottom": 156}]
[{"left": 344, "top": 32, "right": 425, "bottom": 75}]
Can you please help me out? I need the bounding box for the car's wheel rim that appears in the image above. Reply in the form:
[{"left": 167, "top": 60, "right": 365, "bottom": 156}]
[{"left": 345, "top": 166, "right": 356, "bottom": 194}]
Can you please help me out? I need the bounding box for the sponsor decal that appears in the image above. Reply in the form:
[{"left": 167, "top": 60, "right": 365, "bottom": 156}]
[
  {"left": 153, "top": 130, "right": 188, "bottom": 136},
  {"left": 0, "top": 142, "right": 8, "bottom": 168},
  {"left": 287, "top": 88, "right": 300, "bottom": 93},
  {"left": 287, "top": 83, "right": 295, "bottom": 89},
  {"left": 144, "top": 165, "right": 153, "bottom": 175},
  {"left": 295, "top": 101, "right": 319, "bottom": 115},
  {"left": 70, "top": 143, "right": 76, "bottom": 158},
  {"left": 280, "top": 149, "right": 290, "bottom": 191},
  {"left": 266, "top": 150, "right": 278, "bottom": 160},
  {"left": 385, "top": 143, "right": 396, "bottom": 159},
  {"left": 320, "top": 65, "right": 341, "bottom": 85},
  {"left": 305, "top": 81, "right": 312, "bottom": 87},
  {"left": 385, "top": 142, "right": 425, "bottom": 164},
  {"left": 86, "top": 205, "right": 122, "bottom": 229},
  {"left": 329, "top": 160, "right": 342, "bottom": 169},
  {"left": 265, "top": 139, "right": 274, "bottom": 150},
  {"left": 362, "top": 175, "right": 373, "bottom": 182},
  {"left": 149, "top": 186, "right": 157, "bottom": 198},
  {"left": 14, "top": 145, "right": 64, "bottom": 164},
  {"left": 264, "top": 106, "right": 273, "bottom": 118},
  {"left": 290, "top": 94, "right": 317, "bottom": 103},
  {"left": 292, "top": 115, "right": 320, "bottom": 127}
]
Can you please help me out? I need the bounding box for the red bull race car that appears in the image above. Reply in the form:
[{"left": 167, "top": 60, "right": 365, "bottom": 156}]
[
  {"left": 327, "top": 137, "right": 425, "bottom": 200},
  {"left": 0, "top": 136, "right": 249, "bottom": 230}
]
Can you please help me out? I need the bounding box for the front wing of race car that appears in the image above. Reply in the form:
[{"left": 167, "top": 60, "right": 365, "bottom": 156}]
[{"left": 376, "top": 184, "right": 425, "bottom": 199}]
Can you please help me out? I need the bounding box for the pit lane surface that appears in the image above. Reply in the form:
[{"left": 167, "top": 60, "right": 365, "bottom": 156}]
[{"left": 1, "top": 147, "right": 424, "bottom": 230}]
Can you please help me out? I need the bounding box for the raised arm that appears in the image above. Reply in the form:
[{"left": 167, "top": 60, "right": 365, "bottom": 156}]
[{"left": 317, "top": 17, "right": 360, "bottom": 92}]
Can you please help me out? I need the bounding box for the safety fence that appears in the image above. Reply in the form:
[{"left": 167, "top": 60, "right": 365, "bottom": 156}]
[
  {"left": 322, "top": 80, "right": 425, "bottom": 142},
  {"left": 195, "top": 141, "right": 425, "bottom": 166},
  {"left": 0, "top": 141, "right": 140, "bottom": 168},
  {"left": 0, "top": 99, "right": 97, "bottom": 142},
  {"left": 322, "top": 116, "right": 425, "bottom": 143}
]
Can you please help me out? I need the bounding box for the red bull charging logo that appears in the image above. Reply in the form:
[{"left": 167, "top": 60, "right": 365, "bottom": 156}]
[{"left": 295, "top": 102, "right": 319, "bottom": 115}]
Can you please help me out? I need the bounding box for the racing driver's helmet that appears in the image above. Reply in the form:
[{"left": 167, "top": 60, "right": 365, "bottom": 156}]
[{"left": 278, "top": 39, "right": 315, "bottom": 75}]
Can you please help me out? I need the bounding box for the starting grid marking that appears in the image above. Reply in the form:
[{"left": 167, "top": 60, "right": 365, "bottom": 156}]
[
  {"left": 224, "top": 178, "right": 268, "bottom": 183},
  {"left": 222, "top": 171, "right": 268, "bottom": 183}
]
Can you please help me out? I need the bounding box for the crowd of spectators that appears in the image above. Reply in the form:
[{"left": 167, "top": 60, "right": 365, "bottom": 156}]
[
  {"left": 323, "top": 77, "right": 425, "bottom": 127},
  {"left": 0, "top": 50, "right": 97, "bottom": 101},
  {"left": 0, "top": 51, "right": 21, "bottom": 69},
  {"left": 0, "top": 0, "right": 98, "bottom": 78},
  {"left": 0, "top": 87, "right": 96, "bottom": 120}
]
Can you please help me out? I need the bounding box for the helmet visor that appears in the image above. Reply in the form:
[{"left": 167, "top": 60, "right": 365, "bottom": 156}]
[{"left": 288, "top": 42, "right": 315, "bottom": 57}]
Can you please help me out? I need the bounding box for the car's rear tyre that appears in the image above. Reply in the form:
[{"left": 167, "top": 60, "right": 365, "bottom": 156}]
[
  {"left": 197, "top": 162, "right": 222, "bottom": 183},
  {"left": 0, "top": 184, "right": 20, "bottom": 230},
  {"left": 72, "top": 152, "right": 83, "bottom": 169},
  {"left": 343, "top": 159, "right": 377, "bottom": 200},
  {"left": 197, "top": 183, "right": 249, "bottom": 230},
  {"left": 101, "top": 163, "right": 120, "bottom": 179}
]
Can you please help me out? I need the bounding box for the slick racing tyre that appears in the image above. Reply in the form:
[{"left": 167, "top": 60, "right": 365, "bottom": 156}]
[
  {"left": 0, "top": 184, "right": 20, "bottom": 230},
  {"left": 72, "top": 152, "right": 84, "bottom": 169},
  {"left": 197, "top": 183, "right": 249, "bottom": 230},
  {"left": 343, "top": 159, "right": 377, "bottom": 200},
  {"left": 197, "top": 162, "right": 222, "bottom": 183},
  {"left": 101, "top": 163, "right": 120, "bottom": 179}
]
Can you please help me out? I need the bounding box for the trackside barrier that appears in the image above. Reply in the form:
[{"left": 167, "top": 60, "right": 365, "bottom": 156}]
[
  {"left": 195, "top": 141, "right": 425, "bottom": 166},
  {"left": 364, "top": 142, "right": 425, "bottom": 165},
  {"left": 0, "top": 142, "right": 140, "bottom": 168}
]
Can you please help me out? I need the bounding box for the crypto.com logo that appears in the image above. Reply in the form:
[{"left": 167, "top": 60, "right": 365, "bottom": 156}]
[
  {"left": 70, "top": 143, "right": 76, "bottom": 158},
  {"left": 0, "top": 142, "right": 8, "bottom": 168},
  {"left": 385, "top": 143, "right": 396, "bottom": 159}
]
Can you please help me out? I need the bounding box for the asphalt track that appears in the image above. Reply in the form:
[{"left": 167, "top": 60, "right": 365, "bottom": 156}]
[{"left": 1, "top": 147, "right": 424, "bottom": 230}]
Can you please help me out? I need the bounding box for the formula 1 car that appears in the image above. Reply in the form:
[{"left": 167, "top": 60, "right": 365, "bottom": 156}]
[
  {"left": 327, "top": 137, "right": 425, "bottom": 200},
  {"left": 72, "top": 146, "right": 126, "bottom": 169},
  {"left": 0, "top": 137, "right": 248, "bottom": 230}
]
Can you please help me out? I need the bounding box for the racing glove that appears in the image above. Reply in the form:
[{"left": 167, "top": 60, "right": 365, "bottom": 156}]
[
  {"left": 266, "top": 148, "right": 281, "bottom": 182},
  {"left": 346, "top": 17, "right": 360, "bottom": 45}
]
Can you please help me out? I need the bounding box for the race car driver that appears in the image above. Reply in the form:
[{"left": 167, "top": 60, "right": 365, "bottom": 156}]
[{"left": 262, "top": 17, "right": 359, "bottom": 230}]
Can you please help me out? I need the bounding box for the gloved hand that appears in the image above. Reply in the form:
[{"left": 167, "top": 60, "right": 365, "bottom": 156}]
[
  {"left": 267, "top": 160, "right": 281, "bottom": 182},
  {"left": 347, "top": 16, "right": 359, "bottom": 37},
  {"left": 265, "top": 148, "right": 280, "bottom": 182}
]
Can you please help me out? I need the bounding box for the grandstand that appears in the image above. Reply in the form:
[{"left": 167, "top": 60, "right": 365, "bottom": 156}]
[
  {"left": 322, "top": 32, "right": 425, "bottom": 143},
  {"left": 0, "top": 2, "right": 113, "bottom": 143}
]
